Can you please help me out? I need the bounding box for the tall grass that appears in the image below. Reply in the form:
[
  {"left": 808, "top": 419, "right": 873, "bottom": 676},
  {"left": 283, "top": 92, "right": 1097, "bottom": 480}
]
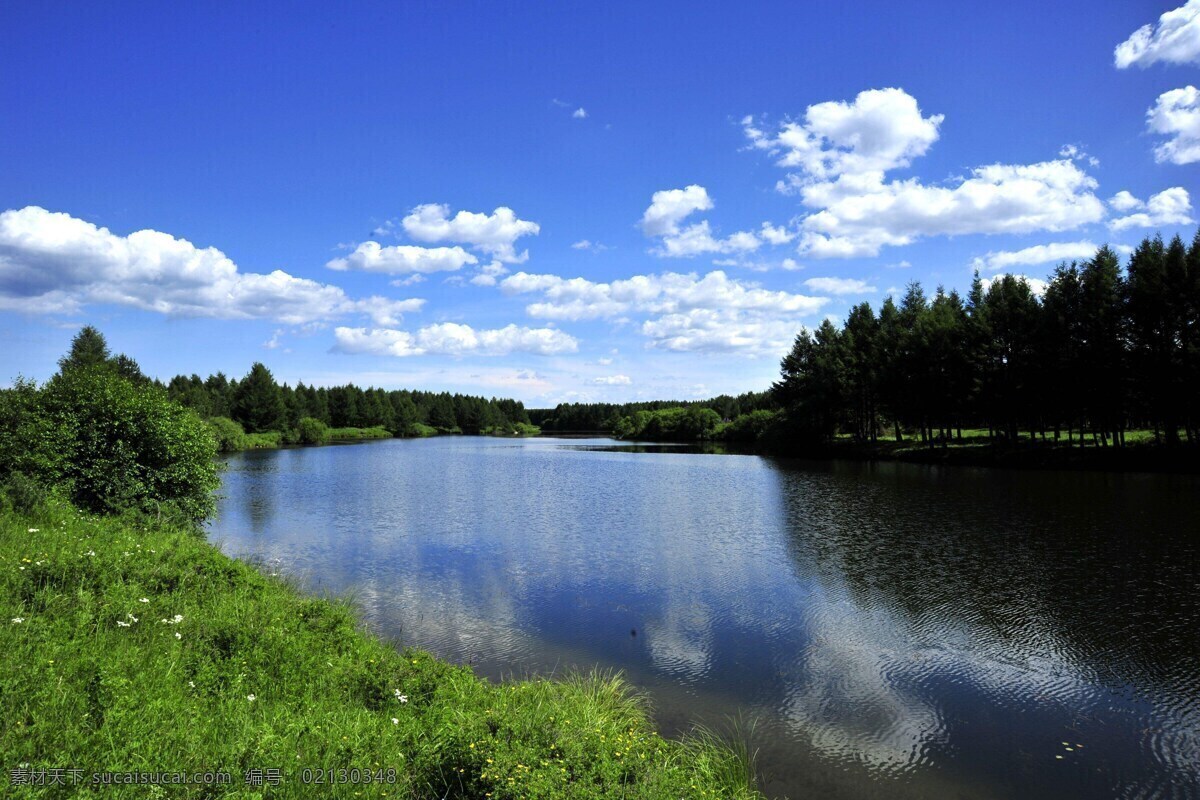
[{"left": 0, "top": 498, "right": 763, "bottom": 799}]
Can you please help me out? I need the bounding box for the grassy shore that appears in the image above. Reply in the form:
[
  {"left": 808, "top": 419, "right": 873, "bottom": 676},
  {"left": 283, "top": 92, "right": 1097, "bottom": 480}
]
[{"left": 1, "top": 499, "right": 761, "bottom": 799}]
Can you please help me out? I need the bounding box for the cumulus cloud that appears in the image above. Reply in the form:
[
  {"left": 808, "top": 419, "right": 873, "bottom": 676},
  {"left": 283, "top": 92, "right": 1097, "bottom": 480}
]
[
  {"left": 744, "top": 88, "right": 943, "bottom": 180},
  {"left": 802, "top": 277, "right": 877, "bottom": 295},
  {"left": 745, "top": 89, "right": 1106, "bottom": 258},
  {"left": 401, "top": 203, "right": 540, "bottom": 263},
  {"left": 468, "top": 261, "right": 510, "bottom": 287},
  {"left": 0, "top": 206, "right": 422, "bottom": 325},
  {"left": 1114, "top": 1, "right": 1200, "bottom": 69},
  {"left": 573, "top": 108, "right": 588, "bottom": 119},
  {"left": 1147, "top": 86, "right": 1200, "bottom": 164},
  {"left": 639, "top": 185, "right": 767, "bottom": 257},
  {"left": 592, "top": 375, "right": 631, "bottom": 385},
  {"left": 333, "top": 323, "right": 578, "bottom": 357},
  {"left": 970, "top": 240, "right": 1101, "bottom": 272},
  {"left": 1108, "top": 187, "right": 1194, "bottom": 231},
  {"left": 1108, "top": 191, "right": 1144, "bottom": 212},
  {"left": 499, "top": 268, "right": 827, "bottom": 355},
  {"left": 327, "top": 242, "right": 477, "bottom": 274}
]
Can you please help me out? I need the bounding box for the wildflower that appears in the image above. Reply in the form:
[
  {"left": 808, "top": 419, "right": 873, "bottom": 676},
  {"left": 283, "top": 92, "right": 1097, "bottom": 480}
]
[
  {"left": 11, "top": 618, "right": 23, "bottom": 624},
  {"left": 397, "top": 694, "right": 408, "bottom": 704},
  {"left": 161, "top": 615, "right": 183, "bottom": 625},
  {"left": 117, "top": 621, "right": 130, "bottom": 627},
  {"left": 139, "top": 598, "right": 149, "bottom": 603},
  {"left": 392, "top": 718, "right": 399, "bottom": 725},
  {"left": 247, "top": 694, "right": 256, "bottom": 702},
  {"left": 27, "top": 528, "right": 38, "bottom": 533},
  {"left": 175, "top": 632, "right": 182, "bottom": 640},
  {"left": 83, "top": 550, "right": 96, "bottom": 557},
  {"left": 126, "top": 613, "right": 138, "bottom": 622},
  {"left": 188, "top": 681, "right": 195, "bottom": 688}
]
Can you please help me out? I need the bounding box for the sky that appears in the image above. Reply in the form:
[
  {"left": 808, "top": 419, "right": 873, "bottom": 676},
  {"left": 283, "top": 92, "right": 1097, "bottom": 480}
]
[{"left": 2, "top": 1, "right": 1198, "bottom": 406}]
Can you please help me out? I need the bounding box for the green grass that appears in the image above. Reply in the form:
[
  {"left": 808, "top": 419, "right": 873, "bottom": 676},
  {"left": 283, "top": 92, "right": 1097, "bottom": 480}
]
[
  {"left": 326, "top": 426, "right": 393, "bottom": 442},
  {"left": 241, "top": 431, "right": 283, "bottom": 449},
  {"left": 404, "top": 423, "right": 438, "bottom": 438},
  {"left": 0, "top": 499, "right": 762, "bottom": 799}
]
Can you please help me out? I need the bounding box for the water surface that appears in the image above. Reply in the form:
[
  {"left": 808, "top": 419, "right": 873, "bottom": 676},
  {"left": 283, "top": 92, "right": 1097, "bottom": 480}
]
[{"left": 211, "top": 436, "right": 1200, "bottom": 799}]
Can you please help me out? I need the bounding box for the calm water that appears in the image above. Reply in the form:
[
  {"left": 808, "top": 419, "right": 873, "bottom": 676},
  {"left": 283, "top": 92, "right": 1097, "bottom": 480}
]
[{"left": 211, "top": 436, "right": 1200, "bottom": 799}]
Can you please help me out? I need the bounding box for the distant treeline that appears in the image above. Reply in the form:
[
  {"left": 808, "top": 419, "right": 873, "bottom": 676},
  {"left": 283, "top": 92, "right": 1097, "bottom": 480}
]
[
  {"left": 529, "top": 392, "right": 774, "bottom": 433},
  {"left": 163, "top": 366, "right": 536, "bottom": 449},
  {"left": 772, "top": 233, "right": 1200, "bottom": 448}
]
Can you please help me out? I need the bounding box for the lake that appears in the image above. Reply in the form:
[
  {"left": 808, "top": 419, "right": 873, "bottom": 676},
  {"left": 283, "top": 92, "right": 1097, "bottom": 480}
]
[{"left": 211, "top": 436, "right": 1200, "bottom": 799}]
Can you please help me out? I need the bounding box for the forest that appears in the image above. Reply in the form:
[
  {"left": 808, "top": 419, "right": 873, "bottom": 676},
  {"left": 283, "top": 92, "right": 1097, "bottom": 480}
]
[
  {"left": 162, "top": 364, "right": 536, "bottom": 450},
  {"left": 548, "top": 232, "right": 1200, "bottom": 454}
]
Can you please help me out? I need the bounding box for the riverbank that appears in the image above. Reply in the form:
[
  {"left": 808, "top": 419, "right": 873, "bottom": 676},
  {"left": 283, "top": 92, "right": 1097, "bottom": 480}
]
[
  {"left": 1, "top": 499, "right": 761, "bottom": 799},
  {"left": 219, "top": 423, "right": 541, "bottom": 453}
]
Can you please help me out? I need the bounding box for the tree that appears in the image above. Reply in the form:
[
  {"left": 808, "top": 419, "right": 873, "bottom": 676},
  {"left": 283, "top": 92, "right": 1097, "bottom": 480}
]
[
  {"left": 58, "top": 326, "right": 111, "bottom": 373},
  {"left": 231, "top": 362, "right": 286, "bottom": 433}
]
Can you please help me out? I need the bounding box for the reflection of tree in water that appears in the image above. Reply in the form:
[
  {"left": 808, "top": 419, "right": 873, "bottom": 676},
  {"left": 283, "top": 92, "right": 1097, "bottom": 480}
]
[{"left": 765, "top": 457, "right": 1200, "bottom": 693}]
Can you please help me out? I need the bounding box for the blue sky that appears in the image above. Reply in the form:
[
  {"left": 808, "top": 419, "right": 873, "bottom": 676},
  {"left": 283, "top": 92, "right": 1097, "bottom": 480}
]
[{"left": 2, "top": 1, "right": 1198, "bottom": 405}]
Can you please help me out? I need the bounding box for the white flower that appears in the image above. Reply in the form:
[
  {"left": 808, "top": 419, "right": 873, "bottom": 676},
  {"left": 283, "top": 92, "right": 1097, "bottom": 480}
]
[
  {"left": 161, "top": 615, "right": 183, "bottom": 625},
  {"left": 11, "top": 617, "right": 24, "bottom": 624},
  {"left": 175, "top": 632, "right": 182, "bottom": 640},
  {"left": 391, "top": 718, "right": 399, "bottom": 725},
  {"left": 117, "top": 621, "right": 130, "bottom": 627},
  {"left": 139, "top": 598, "right": 149, "bottom": 603},
  {"left": 398, "top": 694, "right": 408, "bottom": 704},
  {"left": 126, "top": 613, "right": 138, "bottom": 622},
  {"left": 188, "top": 681, "right": 195, "bottom": 688},
  {"left": 83, "top": 550, "right": 96, "bottom": 557},
  {"left": 27, "top": 528, "right": 38, "bottom": 533},
  {"left": 247, "top": 694, "right": 256, "bottom": 702}
]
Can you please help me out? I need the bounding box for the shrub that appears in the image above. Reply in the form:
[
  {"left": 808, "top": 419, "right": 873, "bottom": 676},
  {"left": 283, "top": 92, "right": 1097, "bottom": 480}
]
[
  {"left": 205, "top": 416, "right": 247, "bottom": 452},
  {"left": 718, "top": 410, "right": 781, "bottom": 443},
  {"left": 37, "top": 366, "right": 219, "bottom": 522},
  {"left": 296, "top": 416, "right": 330, "bottom": 445}
]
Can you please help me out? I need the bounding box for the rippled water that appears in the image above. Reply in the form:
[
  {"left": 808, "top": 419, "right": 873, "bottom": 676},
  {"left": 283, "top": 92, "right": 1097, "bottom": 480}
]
[{"left": 210, "top": 436, "right": 1200, "bottom": 799}]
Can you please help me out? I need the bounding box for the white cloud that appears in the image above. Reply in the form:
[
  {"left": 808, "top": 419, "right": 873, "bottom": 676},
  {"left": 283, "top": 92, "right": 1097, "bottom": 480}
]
[
  {"left": 571, "top": 239, "right": 609, "bottom": 252},
  {"left": 795, "top": 160, "right": 1104, "bottom": 258},
  {"left": 640, "top": 185, "right": 766, "bottom": 257},
  {"left": 592, "top": 374, "right": 631, "bottom": 385},
  {"left": 333, "top": 323, "right": 578, "bottom": 357},
  {"left": 802, "top": 277, "right": 878, "bottom": 295},
  {"left": 597, "top": 357, "right": 614, "bottom": 365},
  {"left": 745, "top": 89, "right": 1105, "bottom": 258},
  {"left": 0, "top": 206, "right": 421, "bottom": 325},
  {"left": 640, "top": 308, "right": 810, "bottom": 355},
  {"left": 1147, "top": 86, "right": 1200, "bottom": 164},
  {"left": 744, "top": 88, "right": 943, "bottom": 180},
  {"left": 970, "top": 241, "right": 1100, "bottom": 272},
  {"left": 1108, "top": 191, "right": 1144, "bottom": 212},
  {"left": 640, "top": 185, "right": 714, "bottom": 237},
  {"left": 327, "top": 241, "right": 477, "bottom": 274},
  {"left": 1115, "top": 0, "right": 1200, "bottom": 69},
  {"left": 759, "top": 222, "right": 797, "bottom": 245},
  {"left": 980, "top": 274, "right": 1048, "bottom": 297},
  {"left": 468, "top": 260, "right": 510, "bottom": 287},
  {"left": 401, "top": 203, "right": 540, "bottom": 263},
  {"left": 390, "top": 274, "right": 426, "bottom": 287},
  {"left": 573, "top": 108, "right": 588, "bottom": 119},
  {"left": 1108, "top": 187, "right": 1194, "bottom": 231},
  {"left": 499, "top": 268, "right": 827, "bottom": 355}
]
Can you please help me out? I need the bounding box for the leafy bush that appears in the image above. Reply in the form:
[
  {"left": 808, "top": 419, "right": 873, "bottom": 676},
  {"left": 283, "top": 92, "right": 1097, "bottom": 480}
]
[
  {"left": 296, "top": 416, "right": 330, "bottom": 445},
  {"left": 718, "top": 410, "right": 782, "bottom": 443},
  {"left": 205, "top": 416, "right": 247, "bottom": 453},
  {"left": 36, "top": 366, "right": 219, "bottom": 522},
  {"left": 613, "top": 406, "right": 722, "bottom": 441},
  {"left": 1, "top": 472, "right": 48, "bottom": 514},
  {"left": 406, "top": 422, "right": 439, "bottom": 437}
]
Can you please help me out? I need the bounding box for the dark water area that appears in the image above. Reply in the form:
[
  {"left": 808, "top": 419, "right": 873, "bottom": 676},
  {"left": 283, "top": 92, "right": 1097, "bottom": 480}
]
[{"left": 210, "top": 436, "right": 1200, "bottom": 799}]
